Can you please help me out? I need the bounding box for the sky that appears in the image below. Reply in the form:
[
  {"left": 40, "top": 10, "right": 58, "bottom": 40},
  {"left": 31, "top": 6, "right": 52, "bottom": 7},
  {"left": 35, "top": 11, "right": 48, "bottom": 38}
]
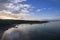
[{"left": 0, "top": 0, "right": 60, "bottom": 20}]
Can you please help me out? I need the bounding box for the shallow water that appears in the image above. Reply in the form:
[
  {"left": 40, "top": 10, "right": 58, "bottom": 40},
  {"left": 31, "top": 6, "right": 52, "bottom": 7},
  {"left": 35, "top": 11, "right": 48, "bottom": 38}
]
[{"left": 1, "top": 21, "right": 60, "bottom": 40}]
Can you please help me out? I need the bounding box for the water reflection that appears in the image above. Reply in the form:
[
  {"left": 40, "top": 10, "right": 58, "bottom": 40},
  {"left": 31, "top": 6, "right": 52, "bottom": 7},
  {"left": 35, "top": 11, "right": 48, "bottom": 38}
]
[{"left": 1, "top": 21, "right": 60, "bottom": 40}]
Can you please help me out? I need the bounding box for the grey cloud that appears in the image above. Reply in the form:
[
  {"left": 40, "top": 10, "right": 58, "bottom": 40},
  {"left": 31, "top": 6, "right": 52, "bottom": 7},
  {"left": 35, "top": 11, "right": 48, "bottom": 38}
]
[
  {"left": 0, "top": 4, "right": 6, "bottom": 11},
  {"left": 0, "top": 0, "right": 8, "bottom": 3},
  {"left": 12, "top": 11, "right": 20, "bottom": 14},
  {"left": 0, "top": 0, "right": 8, "bottom": 11}
]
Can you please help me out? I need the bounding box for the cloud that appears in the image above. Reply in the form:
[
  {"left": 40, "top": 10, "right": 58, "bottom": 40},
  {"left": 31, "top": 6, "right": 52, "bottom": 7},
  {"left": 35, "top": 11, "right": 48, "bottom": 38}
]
[
  {"left": 36, "top": 9, "right": 42, "bottom": 12},
  {"left": 0, "top": 0, "right": 27, "bottom": 11},
  {"left": 20, "top": 10, "right": 30, "bottom": 15},
  {"left": 9, "top": 0, "right": 27, "bottom": 3},
  {"left": 20, "top": 10, "right": 30, "bottom": 13},
  {"left": 0, "top": 10, "right": 12, "bottom": 14},
  {"left": 0, "top": 0, "right": 32, "bottom": 16},
  {"left": 0, "top": 9, "right": 30, "bottom": 17},
  {"left": 18, "top": 4, "right": 31, "bottom": 10},
  {"left": 0, "top": 0, "right": 8, "bottom": 11},
  {"left": 5, "top": 1, "right": 33, "bottom": 16},
  {"left": 0, "top": 0, "right": 12, "bottom": 11},
  {"left": 0, "top": 0, "right": 8, "bottom": 3},
  {"left": 36, "top": 8, "right": 52, "bottom": 13},
  {"left": 6, "top": 3, "right": 31, "bottom": 11},
  {"left": 36, "top": 8, "right": 46, "bottom": 12},
  {"left": 43, "top": 8, "right": 52, "bottom": 10},
  {"left": 0, "top": 4, "right": 6, "bottom": 11},
  {"left": 13, "top": 9, "right": 31, "bottom": 16},
  {"left": 6, "top": 3, "right": 20, "bottom": 12},
  {"left": 5, "top": 3, "right": 32, "bottom": 16},
  {"left": 0, "top": 0, "right": 36, "bottom": 18}
]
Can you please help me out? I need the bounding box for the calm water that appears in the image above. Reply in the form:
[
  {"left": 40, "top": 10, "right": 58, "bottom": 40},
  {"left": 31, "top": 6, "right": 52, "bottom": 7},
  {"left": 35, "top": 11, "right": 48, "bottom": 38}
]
[{"left": 1, "top": 21, "right": 60, "bottom": 40}]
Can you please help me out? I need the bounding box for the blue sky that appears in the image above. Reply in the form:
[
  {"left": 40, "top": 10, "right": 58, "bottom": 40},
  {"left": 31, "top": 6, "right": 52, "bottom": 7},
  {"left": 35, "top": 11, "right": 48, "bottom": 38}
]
[
  {"left": 26, "top": 0, "right": 60, "bottom": 19},
  {"left": 0, "top": 0, "right": 60, "bottom": 20}
]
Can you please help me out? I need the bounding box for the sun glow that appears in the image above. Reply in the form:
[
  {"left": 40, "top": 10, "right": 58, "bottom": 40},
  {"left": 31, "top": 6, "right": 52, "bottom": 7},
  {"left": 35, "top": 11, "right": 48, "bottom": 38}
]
[
  {"left": 0, "top": 13, "right": 21, "bottom": 20},
  {"left": 0, "top": 16, "right": 19, "bottom": 19}
]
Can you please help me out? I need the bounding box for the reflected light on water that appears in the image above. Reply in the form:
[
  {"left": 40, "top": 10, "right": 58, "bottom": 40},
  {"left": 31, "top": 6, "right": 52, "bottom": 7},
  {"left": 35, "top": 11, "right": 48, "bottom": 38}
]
[{"left": 1, "top": 21, "right": 60, "bottom": 40}]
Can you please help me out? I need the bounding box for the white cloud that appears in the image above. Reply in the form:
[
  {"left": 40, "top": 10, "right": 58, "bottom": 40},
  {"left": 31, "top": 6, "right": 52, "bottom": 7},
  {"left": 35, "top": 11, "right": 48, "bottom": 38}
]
[
  {"left": 6, "top": 3, "right": 31, "bottom": 12},
  {"left": 23, "top": 4, "right": 31, "bottom": 8},
  {"left": 0, "top": 0, "right": 36, "bottom": 18},
  {"left": 18, "top": 13, "right": 30, "bottom": 16},
  {"left": 0, "top": 0, "right": 27, "bottom": 11},
  {"left": 10, "top": 0, "right": 27, "bottom": 3},
  {"left": 43, "top": 8, "right": 52, "bottom": 10},
  {"left": 36, "top": 9, "right": 42, "bottom": 12},
  {"left": 5, "top": 2, "right": 33, "bottom": 16},
  {"left": 0, "top": 10, "right": 12, "bottom": 14},
  {"left": 6, "top": 3, "right": 13, "bottom": 8},
  {"left": 20, "top": 10, "right": 30, "bottom": 13},
  {"left": 16, "top": 9, "right": 31, "bottom": 16},
  {"left": 6, "top": 3, "right": 20, "bottom": 11},
  {"left": 0, "top": 0, "right": 32, "bottom": 15},
  {"left": 19, "top": 4, "right": 31, "bottom": 10},
  {"left": 0, "top": 9, "right": 31, "bottom": 17}
]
